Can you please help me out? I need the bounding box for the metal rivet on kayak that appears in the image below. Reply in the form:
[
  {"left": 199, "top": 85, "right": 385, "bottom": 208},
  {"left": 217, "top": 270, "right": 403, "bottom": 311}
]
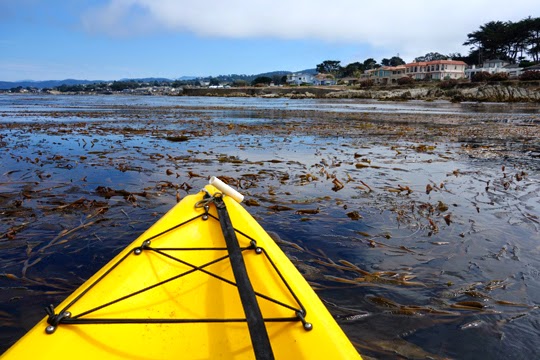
[
  {"left": 202, "top": 205, "right": 210, "bottom": 220},
  {"left": 296, "top": 310, "right": 313, "bottom": 331},
  {"left": 45, "top": 325, "right": 56, "bottom": 334},
  {"left": 134, "top": 248, "right": 142, "bottom": 255},
  {"left": 255, "top": 247, "right": 263, "bottom": 254},
  {"left": 143, "top": 240, "right": 151, "bottom": 248}
]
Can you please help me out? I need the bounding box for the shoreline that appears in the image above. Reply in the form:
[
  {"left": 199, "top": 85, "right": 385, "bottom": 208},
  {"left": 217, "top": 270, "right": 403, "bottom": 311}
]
[
  {"left": 182, "top": 83, "right": 540, "bottom": 102},
  {"left": 3, "top": 81, "right": 540, "bottom": 103}
]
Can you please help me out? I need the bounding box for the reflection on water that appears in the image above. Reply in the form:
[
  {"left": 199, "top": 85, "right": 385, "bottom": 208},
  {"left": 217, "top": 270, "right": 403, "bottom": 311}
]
[{"left": 0, "top": 94, "right": 539, "bottom": 358}]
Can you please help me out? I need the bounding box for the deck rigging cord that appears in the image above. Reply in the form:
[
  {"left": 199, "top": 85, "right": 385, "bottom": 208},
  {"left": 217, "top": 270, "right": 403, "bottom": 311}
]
[{"left": 43, "top": 190, "right": 312, "bottom": 360}]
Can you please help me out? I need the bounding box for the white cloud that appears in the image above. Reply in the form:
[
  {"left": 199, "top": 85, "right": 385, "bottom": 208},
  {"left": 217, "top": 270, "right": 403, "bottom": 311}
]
[{"left": 82, "top": 0, "right": 540, "bottom": 58}]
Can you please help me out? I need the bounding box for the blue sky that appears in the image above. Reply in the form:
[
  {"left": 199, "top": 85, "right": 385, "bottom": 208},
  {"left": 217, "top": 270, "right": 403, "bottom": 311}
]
[{"left": 1, "top": 0, "right": 539, "bottom": 81}]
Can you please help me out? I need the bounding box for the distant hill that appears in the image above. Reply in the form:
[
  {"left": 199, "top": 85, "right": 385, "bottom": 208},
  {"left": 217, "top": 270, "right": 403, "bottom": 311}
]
[
  {"left": 0, "top": 78, "right": 182, "bottom": 90},
  {"left": 295, "top": 68, "right": 317, "bottom": 74},
  {"left": 118, "top": 77, "right": 174, "bottom": 83},
  {"left": 200, "top": 71, "right": 292, "bottom": 84},
  {"left": 257, "top": 70, "right": 292, "bottom": 77},
  {"left": 0, "top": 70, "right": 317, "bottom": 90},
  {"left": 0, "top": 79, "right": 106, "bottom": 90}
]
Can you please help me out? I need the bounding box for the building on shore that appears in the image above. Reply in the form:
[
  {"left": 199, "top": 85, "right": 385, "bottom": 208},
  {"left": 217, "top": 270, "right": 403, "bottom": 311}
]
[
  {"left": 365, "top": 60, "right": 467, "bottom": 84},
  {"left": 464, "top": 59, "right": 524, "bottom": 79},
  {"left": 313, "top": 73, "right": 337, "bottom": 86},
  {"left": 286, "top": 73, "right": 315, "bottom": 85},
  {"left": 405, "top": 60, "right": 467, "bottom": 80},
  {"left": 523, "top": 64, "right": 540, "bottom": 72},
  {"left": 286, "top": 72, "right": 337, "bottom": 86},
  {"left": 364, "top": 66, "right": 406, "bottom": 85}
]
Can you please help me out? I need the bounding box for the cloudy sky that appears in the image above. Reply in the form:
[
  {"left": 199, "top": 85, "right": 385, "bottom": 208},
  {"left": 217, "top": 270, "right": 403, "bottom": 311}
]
[{"left": 1, "top": 0, "right": 539, "bottom": 81}]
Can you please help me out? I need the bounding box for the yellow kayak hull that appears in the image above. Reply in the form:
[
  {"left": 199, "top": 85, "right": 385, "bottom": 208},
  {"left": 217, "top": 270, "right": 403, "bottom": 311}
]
[{"left": 2, "top": 186, "right": 361, "bottom": 359}]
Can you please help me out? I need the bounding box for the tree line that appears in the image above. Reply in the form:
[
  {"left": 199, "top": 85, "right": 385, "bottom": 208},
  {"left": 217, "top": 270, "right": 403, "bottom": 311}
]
[
  {"left": 464, "top": 16, "right": 540, "bottom": 65},
  {"left": 314, "top": 56, "right": 411, "bottom": 79}
]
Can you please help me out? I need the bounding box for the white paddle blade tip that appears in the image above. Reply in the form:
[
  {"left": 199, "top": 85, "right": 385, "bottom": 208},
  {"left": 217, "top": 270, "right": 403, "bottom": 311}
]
[{"left": 209, "top": 176, "right": 244, "bottom": 203}]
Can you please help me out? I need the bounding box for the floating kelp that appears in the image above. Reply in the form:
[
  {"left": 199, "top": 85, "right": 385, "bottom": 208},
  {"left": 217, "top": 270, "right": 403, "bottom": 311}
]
[{"left": 164, "top": 135, "right": 189, "bottom": 142}]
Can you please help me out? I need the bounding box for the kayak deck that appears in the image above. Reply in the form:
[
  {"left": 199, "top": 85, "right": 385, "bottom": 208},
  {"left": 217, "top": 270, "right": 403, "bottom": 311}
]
[{"left": 3, "top": 186, "right": 361, "bottom": 359}]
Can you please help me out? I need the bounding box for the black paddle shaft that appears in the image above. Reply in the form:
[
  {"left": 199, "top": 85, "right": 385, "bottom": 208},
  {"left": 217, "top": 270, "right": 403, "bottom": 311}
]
[{"left": 214, "top": 196, "right": 274, "bottom": 360}]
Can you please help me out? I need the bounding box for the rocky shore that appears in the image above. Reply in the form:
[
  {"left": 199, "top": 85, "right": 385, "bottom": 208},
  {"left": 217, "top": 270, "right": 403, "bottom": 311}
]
[
  {"left": 182, "top": 82, "right": 540, "bottom": 102},
  {"left": 10, "top": 81, "right": 538, "bottom": 103}
]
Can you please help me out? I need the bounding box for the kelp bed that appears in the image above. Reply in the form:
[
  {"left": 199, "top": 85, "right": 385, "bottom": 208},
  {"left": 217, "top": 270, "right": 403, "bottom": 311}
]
[{"left": 1, "top": 95, "right": 539, "bottom": 359}]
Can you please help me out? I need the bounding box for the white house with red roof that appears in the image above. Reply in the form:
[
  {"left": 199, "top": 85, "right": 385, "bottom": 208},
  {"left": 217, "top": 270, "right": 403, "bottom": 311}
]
[{"left": 405, "top": 60, "right": 467, "bottom": 80}]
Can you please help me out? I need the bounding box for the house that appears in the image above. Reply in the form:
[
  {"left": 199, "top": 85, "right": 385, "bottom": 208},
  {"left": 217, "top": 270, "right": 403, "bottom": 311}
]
[
  {"left": 523, "top": 64, "right": 540, "bottom": 72},
  {"left": 367, "top": 60, "right": 467, "bottom": 84},
  {"left": 365, "top": 65, "right": 406, "bottom": 84},
  {"left": 405, "top": 60, "right": 467, "bottom": 80},
  {"left": 313, "top": 73, "right": 337, "bottom": 86},
  {"left": 485, "top": 59, "right": 508, "bottom": 68},
  {"left": 286, "top": 73, "right": 315, "bottom": 85},
  {"left": 503, "top": 63, "right": 524, "bottom": 78},
  {"left": 340, "top": 77, "right": 361, "bottom": 85},
  {"left": 404, "top": 61, "right": 428, "bottom": 80},
  {"left": 464, "top": 59, "right": 509, "bottom": 79}
]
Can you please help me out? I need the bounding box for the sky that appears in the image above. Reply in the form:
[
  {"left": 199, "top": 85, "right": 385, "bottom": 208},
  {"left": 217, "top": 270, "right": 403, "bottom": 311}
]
[{"left": 1, "top": 0, "right": 539, "bottom": 81}]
